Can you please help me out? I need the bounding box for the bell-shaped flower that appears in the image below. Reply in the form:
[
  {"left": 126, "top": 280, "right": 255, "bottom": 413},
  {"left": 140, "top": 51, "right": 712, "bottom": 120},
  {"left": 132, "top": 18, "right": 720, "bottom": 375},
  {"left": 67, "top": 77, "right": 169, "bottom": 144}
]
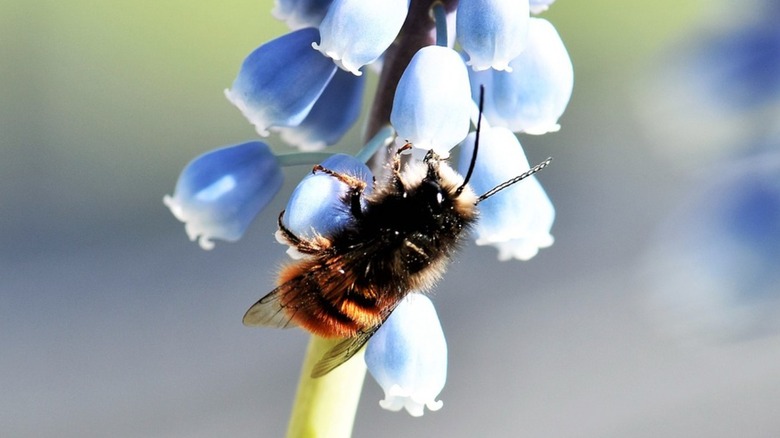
[
  {"left": 472, "top": 18, "right": 573, "bottom": 135},
  {"left": 274, "top": 69, "right": 366, "bottom": 151},
  {"left": 279, "top": 154, "right": 373, "bottom": 257},
  {"left": 365, "top": 294, "right": 447, "bottom": 417},
  {"left": 391, "top": 46, "right": 472, "bottom": 156},
  {"left": 313, "top": 0, "right": 410, "bottom": 75},
  {"left": 456, "top": 0, "right": 530, "bottom": 71},
  {"left": 272, "top": 0, "right": 334, "bottom": 30},
  {"left": 529, "top": 0, "right": 556, "bottom": 14},
  {"left": 164, "top": 141, "right": 283, "bottom": 250},
  {"left": 459, "top": 127, "right": 554, "bottom": 261},
  {"left": 225, "top": 28, "right": 338, "bottom": 136}
]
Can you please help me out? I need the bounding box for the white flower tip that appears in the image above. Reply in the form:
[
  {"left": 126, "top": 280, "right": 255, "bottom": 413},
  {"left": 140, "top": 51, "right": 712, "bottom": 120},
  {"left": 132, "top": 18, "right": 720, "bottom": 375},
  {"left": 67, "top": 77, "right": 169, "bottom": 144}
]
[
  {"left": 196, "top": 235, "right": 216, "bottom": 250},
  {"left": 274, "top": 126, "right": 328, "bottom": 151},
  {"left": 285, "top": 245, "right": 308, "bottom": 260},
  {"left": 378, "top": 385, "right": 443, "bottom": 417},
  {"left": 163, "top": 194, "right": 183, "bottom": 220},
  {"left": 164, "top": 195, "right": 220, "bottom": 251},
  {"left": 494, "top": 234, "right": 554, "bottom": 261},
  {"left": 274, "top": 229, "right": 307, "bottom": 259},
  {"left": 311, "top": 42, "right": 363, "bottom": 76},
  {"left": 522, "top": 123, "right": 561, "bottom": 135},
  {"left": 224, "top": 88, "right": 271, "bottom": 136}
]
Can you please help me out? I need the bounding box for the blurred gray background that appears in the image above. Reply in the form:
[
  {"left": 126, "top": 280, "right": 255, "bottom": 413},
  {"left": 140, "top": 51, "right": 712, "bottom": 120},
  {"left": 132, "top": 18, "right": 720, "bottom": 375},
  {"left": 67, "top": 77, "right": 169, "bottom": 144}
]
[{"left": 4, "top": 0, "right": 780, "bottom": 437}]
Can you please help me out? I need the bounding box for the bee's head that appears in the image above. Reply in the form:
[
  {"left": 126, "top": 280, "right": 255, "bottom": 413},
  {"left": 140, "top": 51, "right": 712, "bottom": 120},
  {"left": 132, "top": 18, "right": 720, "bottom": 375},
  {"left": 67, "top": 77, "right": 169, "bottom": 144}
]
[{"left": 415, "top": 150, "right": 478, "bottom": 219}]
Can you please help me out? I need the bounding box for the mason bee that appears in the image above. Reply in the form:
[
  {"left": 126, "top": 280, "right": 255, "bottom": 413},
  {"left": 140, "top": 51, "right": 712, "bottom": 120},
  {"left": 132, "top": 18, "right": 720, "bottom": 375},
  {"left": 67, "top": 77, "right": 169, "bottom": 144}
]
[{"left": 243, "top": 124, "right": 551, "bottom": 377}]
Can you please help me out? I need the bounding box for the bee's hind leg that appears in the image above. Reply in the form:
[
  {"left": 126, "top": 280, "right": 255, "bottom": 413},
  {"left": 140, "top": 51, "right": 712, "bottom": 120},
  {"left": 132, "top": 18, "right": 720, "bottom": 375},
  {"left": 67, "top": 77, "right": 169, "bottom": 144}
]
[{"left": 312, "top": 164, "right": 368, "bottom": 220}]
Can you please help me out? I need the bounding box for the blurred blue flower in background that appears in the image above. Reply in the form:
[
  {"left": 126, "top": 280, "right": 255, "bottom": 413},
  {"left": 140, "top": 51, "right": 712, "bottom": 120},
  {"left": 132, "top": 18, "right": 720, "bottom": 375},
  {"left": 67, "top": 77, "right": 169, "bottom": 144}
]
[
  {"left": 643, "top": 151, "right": 780, "bottom": 340},
  {"left": 639, "top": 0, "right": 780, "bottom": 163},
  {"left": 640, "top": 0, "right": 780, "bottom": 342}
]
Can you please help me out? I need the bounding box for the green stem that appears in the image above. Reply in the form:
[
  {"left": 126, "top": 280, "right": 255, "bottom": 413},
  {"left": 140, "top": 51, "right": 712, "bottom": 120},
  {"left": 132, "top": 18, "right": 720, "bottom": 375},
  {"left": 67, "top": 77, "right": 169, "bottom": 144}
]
[
  {"left": 285, "top": 336, "right": 367, "bottom": 438},
  {"left": 355, "top": 125, "right": 395, "bottom": 164},
  {"left": 432, "top": 2, "right": 448, "bottom": 47}
]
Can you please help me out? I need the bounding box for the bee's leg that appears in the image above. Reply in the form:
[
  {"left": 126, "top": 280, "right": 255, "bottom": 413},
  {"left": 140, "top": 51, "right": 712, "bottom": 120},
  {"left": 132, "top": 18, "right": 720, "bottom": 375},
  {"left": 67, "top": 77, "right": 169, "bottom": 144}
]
[
  {"left": 276, "top": 211, "right": 327, "bottom": 254},
  {"left": 312, "top": 165, "right": 368, "bottom": 220},
  {"left": 391, "top": 143, "right": 413, "bottom": 193}
]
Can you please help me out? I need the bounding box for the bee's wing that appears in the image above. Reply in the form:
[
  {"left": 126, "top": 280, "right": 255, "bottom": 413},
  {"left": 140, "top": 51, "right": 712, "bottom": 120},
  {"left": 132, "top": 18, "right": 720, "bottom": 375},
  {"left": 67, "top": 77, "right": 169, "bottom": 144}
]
[
  {"left": 242, "top": 284, "right": 300, "bottom": 329},
  {"left": 310, "top": 325, "right": 380, "bottom": 378}
]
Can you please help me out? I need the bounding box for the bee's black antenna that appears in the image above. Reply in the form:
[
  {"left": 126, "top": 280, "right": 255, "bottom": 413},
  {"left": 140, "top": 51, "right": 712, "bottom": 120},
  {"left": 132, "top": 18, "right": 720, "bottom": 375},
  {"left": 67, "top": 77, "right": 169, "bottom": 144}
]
[
  {"left": 476, "top": 157, "right": 553, "bottom": 204},
  {"left": 455, "top": 85, "right": 485, "bottom": 197}
]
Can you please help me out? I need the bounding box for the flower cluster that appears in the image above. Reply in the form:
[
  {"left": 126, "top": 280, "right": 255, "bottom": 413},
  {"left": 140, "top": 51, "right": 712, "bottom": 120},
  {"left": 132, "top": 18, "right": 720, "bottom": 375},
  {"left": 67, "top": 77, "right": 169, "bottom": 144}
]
[{"left": 165, "top": 0, "right": 572, "bottom": 417}]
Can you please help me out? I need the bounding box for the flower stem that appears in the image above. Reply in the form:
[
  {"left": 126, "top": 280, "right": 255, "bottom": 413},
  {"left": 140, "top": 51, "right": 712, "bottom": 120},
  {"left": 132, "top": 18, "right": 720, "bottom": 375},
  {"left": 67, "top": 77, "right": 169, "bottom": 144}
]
[
  {"left": 285, "top": 336, "right": 367, "bottom": 438},
  {"left": 432, "top": 2, "right": 448, "bottom": 47}
]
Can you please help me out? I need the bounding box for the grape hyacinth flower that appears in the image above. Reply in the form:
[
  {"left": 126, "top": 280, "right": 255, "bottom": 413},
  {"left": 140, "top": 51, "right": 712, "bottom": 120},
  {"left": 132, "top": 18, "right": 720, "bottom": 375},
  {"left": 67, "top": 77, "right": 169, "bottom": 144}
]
[
  {"left": 390, "top": 45, "right": 473, "bottom": 157},
  {"left": 313, "top": 0, "right": 411, "bottom": 75},
  {"left": 274, "top": 69, "right": 366, "bottom": 151},
  {"left": 167, "top": 0, "right": 573, "bottom": 431},
  {"left": 459, "top": 126, "right": 555, "bottom": 261},
  {"left": 469, "top": 17, "right": 574, "bottom": 135},
  {"left": 365, "top": 294, "right": 447, "bottom": 417},
  {"left": 164, "top": 141, "right": 283, "bottom": 250},
  {"left": 279, "top": 153, "right": 373, "bottom": 258},
  {"left": 456, "top": 0, "right": 530, "bottom": 72},
  {"left": 225, "top": 28, "right": 338, "bottom": 137}
]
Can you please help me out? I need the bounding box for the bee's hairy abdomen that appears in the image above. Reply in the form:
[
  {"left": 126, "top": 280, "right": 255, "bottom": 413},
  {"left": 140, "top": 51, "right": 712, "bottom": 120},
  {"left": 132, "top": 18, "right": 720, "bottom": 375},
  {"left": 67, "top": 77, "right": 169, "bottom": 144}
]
[{"left": 277, "top": 258, "right": 391, "bottom": 338}]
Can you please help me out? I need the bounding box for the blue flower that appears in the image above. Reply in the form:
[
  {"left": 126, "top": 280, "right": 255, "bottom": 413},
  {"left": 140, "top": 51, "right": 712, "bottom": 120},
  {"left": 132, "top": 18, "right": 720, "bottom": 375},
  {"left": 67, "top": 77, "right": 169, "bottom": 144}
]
[
  {"left": 458, "top": 126, "right": 555, "bottom": 260},
  {"left": 365, "top": 294, "right": 447, "bottom": 417},
  {"left": 274, "top": 69, "right": 366, "bottom": 151},
  {"left": 690, "top": 13, "right": 780, "bottom": 109},
  {"left": 391, "top": 45, "right": 473, "bottom": 156},
  {"left": 529, "top": 0, "right": 556, "bottom": 14},
  {"left": 279, "top": 154, "right": 373, "bottom": 257},
  {"left": 644, "top": 151, "right": 780, "bottom": 340},
  {"left": 469, "top": 18, "right": 573, "bottom": 135},
  {"left": 456, "top": 0, "right": 530, "bottom": 71},
  {"left": 272, "top": 0, "right": 334, "bottom": 30},
  {"left": 225, "top": 28, "right": 338, "bottom": 136},
  {"left": 313, "top": 0, "right": 410, "bottom": 75},
  {"left": 164, "top": 141, "right": 283, "bottom": 250}
]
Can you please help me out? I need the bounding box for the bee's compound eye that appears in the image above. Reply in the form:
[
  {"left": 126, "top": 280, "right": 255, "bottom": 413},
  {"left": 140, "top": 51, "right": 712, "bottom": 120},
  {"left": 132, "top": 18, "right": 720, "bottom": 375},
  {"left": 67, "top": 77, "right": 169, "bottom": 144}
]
[{"left": 420, "top": 180, "right": 445, "bottom": 210}]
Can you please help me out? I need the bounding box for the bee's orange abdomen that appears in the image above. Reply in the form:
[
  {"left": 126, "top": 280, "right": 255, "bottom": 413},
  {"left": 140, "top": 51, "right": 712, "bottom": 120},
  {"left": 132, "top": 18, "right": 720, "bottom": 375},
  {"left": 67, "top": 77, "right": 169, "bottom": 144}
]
[{"left": 276, "top": 261, "right": 385, "bottom": 338}]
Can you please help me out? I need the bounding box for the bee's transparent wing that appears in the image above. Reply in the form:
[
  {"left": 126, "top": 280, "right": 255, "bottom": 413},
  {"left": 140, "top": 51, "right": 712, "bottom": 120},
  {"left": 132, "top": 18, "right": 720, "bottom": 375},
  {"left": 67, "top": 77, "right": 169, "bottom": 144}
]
[
  {"left": 242, "top": 284, "right": 300, "bottom": 329},
  {"left": 310, "top": 326, "right": 380, "bottom": 378}
]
